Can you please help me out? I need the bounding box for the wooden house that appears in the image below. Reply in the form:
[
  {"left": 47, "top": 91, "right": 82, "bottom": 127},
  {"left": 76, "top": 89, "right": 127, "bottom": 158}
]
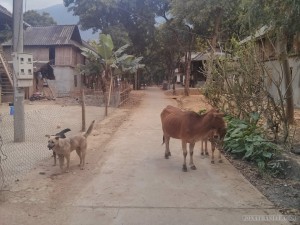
[
  {"left": 177, "top": 51, "right": 226, "bottom": 87},
  {"left": 241, "top": 26, "right": 300, "bottom": 108},
  {"left": 1, "top": 25, "right": 93, "bottom": 100}
]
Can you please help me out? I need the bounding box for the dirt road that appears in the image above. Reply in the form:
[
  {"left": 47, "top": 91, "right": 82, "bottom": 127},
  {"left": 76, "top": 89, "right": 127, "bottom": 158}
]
[{"left": 0, "top": 87, "right": 292, "bottom": 225}]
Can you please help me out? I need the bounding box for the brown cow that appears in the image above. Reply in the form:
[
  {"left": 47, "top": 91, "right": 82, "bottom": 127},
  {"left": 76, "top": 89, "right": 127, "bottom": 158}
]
[
  {"left": 161, "top": 105, "right": 226, "bottom": 172},
  {"left": 200, "top": 131, "right": 223, "bottom": 164}
]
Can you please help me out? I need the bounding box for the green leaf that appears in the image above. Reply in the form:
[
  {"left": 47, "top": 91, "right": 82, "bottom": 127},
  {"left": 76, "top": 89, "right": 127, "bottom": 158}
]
[
  {"left": 257, "top": 160, "right": 265, "bottom": 170},
  {"left": 244, "top": 145, "right": 254, "bottom": 158},
  {"left": 98, "top": 45, "right": 113, "bottom": 60},
  {"left": 244, "top": 150, "right": 253, "bottom": 158},
  {"left": 232, "top": 148, "right": 245, "bottom": 153},
  {"left": 98, "top": 34, "right": 114, "bottom": 60},
  {"left": 250, "top": 112, "right": 260, "bottom": 123},
  {"left": 114, "top": 44, "right": 129, "bottom": 57},
  {"left": 237, "top": 123, "right": 248, "bottom": 129},
  {"left": 262, "top": 151, "right": 273, "bottom": 159},
  {"left": 99, "top": 34, "right": 114, "bottom": 50}
]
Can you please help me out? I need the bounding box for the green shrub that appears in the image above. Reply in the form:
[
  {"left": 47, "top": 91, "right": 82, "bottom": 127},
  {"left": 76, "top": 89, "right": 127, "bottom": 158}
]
[{"left": 224, "top": 113, "right": 280, "bottom": 173}]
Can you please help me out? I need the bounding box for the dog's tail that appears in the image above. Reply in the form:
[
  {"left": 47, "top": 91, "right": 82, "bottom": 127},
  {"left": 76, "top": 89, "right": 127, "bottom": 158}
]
[
  {"left": 83, "top": 120, "right": 95, "bottom": 138},
  {"left": 53, "top": 128, "right": 71, "bottom": 138},
  {"left": 58, "top": 128, "right": 71, "bottom": 135}
]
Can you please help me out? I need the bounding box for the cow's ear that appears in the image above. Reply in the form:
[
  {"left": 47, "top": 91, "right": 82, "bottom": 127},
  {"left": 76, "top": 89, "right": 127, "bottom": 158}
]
[
  {"left": 213, "top": 112, "right": 225, "bottom": 117},
  {"left": 210, "top": 108, "right": 220, "bottom": 113},
  {"left": 55, "top": 136, "right": 60, "bottom": 140}
]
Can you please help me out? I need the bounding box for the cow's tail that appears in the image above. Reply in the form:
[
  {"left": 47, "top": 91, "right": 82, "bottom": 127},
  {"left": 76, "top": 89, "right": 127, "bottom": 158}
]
[
  {"left": 162, "top": 135, "right": 165, "bottom": 145},
  {"left": 83, "top": 120, "right": 95, "bottom": 138}
]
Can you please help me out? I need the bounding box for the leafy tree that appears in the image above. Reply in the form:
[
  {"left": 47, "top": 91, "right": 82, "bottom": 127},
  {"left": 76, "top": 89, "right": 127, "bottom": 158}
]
[
  {"left": 240, "top": 0, "right": 300, "bottom": 124},
  {"left": 23, "top": 10, "right": 57, "bottom": 26},
  {"left": 158, "top": 8, "right": 199, "bottom": 95},
  {"left": 64, "top": 0, "right": 170, "bottom": 85},
  {"left": 155, "top": 22, "right": 184, "bottom": 93},
  {"left": 0, "top": 24, "right": 12, "bottom": 43},
  {"left": 64, "top": 0, "right": 161, "bottom": 55},
  {"left": 170, "top": 0, "right": 242, "bottom": 89},
  {"left": 105, "top": 24, "right": 132, "bottom": 50},
  {"left": 170, "top": 0, "right": 241, "bottom": 49}
]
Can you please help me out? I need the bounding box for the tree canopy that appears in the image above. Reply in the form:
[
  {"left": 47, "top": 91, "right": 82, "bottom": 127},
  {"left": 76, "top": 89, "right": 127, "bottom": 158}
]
[
  {"left": 63, "top": 0, "right": 300, "bottom": 97},
  {"left": 64, "top": 0, "right": 164, "bottom": 55},
  {"left": 23, "top": 10, "right": 57, "bottom": 27}
]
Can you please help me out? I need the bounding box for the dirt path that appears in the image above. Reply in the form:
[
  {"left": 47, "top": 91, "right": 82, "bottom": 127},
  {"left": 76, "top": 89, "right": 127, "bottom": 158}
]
[{"left": 0, "top": 87, "right": 294, "bottom": 225}]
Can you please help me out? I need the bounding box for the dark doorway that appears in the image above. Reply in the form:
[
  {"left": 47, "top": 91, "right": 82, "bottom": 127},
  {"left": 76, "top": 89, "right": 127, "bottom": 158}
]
[{"left": 49, "top": 47, "right": 55, "bottom": 65}]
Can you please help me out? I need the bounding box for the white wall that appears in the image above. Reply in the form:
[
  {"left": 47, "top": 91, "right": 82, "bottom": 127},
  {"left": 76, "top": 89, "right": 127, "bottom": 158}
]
[
  {"left": 264, "top": 56, "right": 300, "bottom": 108},
  {"left": 47, "top": 66, "right": 81, "bottom": 97}
]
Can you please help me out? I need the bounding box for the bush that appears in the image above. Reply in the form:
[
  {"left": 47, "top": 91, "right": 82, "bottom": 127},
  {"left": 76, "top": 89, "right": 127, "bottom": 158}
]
[
  {"left": 224, "top": 113, "right": 281, "bottom": 174},
  {"left": 203, "top": 38, "right": 291, "bottom": 143}
]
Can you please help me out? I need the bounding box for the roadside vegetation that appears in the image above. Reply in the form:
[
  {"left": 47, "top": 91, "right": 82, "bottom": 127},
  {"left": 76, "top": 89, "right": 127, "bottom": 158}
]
[
  {"left": 63, "top": 0, "right": 300, "bottom": 175},
  {"left": 1, "top": 0, "right": 299, "bottom": 180}
]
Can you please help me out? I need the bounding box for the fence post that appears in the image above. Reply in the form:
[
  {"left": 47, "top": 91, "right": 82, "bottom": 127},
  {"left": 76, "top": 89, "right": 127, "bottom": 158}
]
[{"left": 81, "top": 89, "right": 86, "bottom": 132}]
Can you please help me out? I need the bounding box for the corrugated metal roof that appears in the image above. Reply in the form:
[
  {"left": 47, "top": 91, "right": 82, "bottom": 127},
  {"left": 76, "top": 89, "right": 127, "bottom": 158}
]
[
  {"left": 193, "top": 52, "right": 226, "bottom": 61},
  {"left": 180, "top": 52, "right": 201, "bottom": 63},
  {"left": 239, "top": 25, "right": 271, "bottom": 44},
  {"left": 0, "top": 5, "right": 12, "bottom": 17},
  {"left": 2, "top": 25, "right": 82, "bottom": 46},
  {"left": 180, "top": 51, "right": 227, "bottom": 62}
]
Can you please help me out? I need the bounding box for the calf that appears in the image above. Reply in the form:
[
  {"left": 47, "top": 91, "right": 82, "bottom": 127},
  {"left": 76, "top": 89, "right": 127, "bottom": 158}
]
[
  {"left": 200, "top": 130, "right": 223, "bottom": 164},
  {"left": 161, "top": 105, "right": 226, "bottom": 172}
]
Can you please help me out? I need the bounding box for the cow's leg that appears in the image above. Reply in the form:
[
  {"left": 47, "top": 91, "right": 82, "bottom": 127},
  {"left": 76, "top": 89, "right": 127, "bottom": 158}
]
[
  {"left": 211, "top": 142, "right": 215, "bottom": 164},
  {"left": 218, "top": 146, "right": 223, "bottom": 163},
  {"left": 164, "top": 136, "right": 171, "bottom": 159},
  {"left": 205, "top": 140, "right": 209, "bottom": 155},
  {"left": 182, "top": 141, "right": 188, "bottom": 172},
  {"left": 189, "top": 142, "right": 197, "bottom": 170},
  {"left": 201, "top": 140, "right": 209, "bottom": 157}
]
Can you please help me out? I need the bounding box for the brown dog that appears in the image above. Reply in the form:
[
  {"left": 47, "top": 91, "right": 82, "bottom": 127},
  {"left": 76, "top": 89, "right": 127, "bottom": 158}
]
[
  {"left": 46, "top": 120, "right": 95, "bottom": 172},
  {"left": 48, "top": 128, "right": 71, "bottom": 166}
]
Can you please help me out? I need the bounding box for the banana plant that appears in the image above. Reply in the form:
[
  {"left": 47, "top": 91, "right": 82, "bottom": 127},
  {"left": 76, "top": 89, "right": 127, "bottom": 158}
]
[
  {"left": 81, "top": 34, "right": 144, "bottom": 115},
  {"left": 121, "top": 56, "right": 145, "bottom": 90}
]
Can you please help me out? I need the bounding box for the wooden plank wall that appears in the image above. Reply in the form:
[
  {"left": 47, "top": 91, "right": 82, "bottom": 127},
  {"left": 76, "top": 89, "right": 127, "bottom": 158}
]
[
  {"left": 56, "top": 46, "right": 72, "bottom": 66},
  {"left": 25, "top": 47, "right": 49, "bottom": 61}
]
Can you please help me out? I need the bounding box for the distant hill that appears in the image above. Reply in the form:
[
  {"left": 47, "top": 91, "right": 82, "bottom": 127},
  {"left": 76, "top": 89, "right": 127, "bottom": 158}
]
[{"left": 37, "top": 4, "right": 99, "bottom": 41}]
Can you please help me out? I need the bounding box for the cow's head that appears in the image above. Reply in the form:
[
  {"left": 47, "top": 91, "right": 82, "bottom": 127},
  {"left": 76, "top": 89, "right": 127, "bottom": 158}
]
[{"left": 210, "top": 112, "right": 227, "bottom": 147}]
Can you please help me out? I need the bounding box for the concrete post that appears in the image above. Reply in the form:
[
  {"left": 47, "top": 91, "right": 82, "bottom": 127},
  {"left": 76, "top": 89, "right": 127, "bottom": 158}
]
[{"left": 13, "top": 0, "right": 25, "bottom": 142}]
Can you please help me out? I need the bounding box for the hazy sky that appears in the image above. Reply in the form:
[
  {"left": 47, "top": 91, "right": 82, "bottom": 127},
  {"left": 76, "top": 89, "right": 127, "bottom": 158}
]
[{"left": 2, "top": 0, "right": 64, "bottom": 12}]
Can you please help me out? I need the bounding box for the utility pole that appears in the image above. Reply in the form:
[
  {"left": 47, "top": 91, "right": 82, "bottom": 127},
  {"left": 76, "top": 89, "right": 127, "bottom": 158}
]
[{"left": 13, "top": 0, "right": 25, "bottom": 142}]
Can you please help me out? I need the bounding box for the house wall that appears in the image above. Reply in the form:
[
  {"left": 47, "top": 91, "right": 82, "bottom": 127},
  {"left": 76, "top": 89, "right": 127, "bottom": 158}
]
[
  {"left": 55, "top": 46, "right": 72, "bottom": 66},
  {"left": 25, "top": 47, "right": 49, "bottom": 61},
  {"left": 258, "top": 38, "right": 276, "bottom": 61},
  {"left": 2, "top": 45, "right": 85, "bottom": 97},
  {"left": 47, "top": 66, "right": 81, "bottom": 97},
  {"left": 56, "top": 46, "right": 84, "bottom": 67},
  {"left": 264, "top": 56, "right": 300, "bottom": 108},
  {"left": 2, "top": 46, "right": 49, "bottom": 62}
]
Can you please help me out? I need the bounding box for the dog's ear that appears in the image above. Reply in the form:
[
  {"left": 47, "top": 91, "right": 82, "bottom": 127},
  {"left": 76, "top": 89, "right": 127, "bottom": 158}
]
[
  {"left": 55, "top": 136, "right": 60, "bottom": 140},
  {"left": 45, "top": 134, "right": 50, "bottom": 138}
]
